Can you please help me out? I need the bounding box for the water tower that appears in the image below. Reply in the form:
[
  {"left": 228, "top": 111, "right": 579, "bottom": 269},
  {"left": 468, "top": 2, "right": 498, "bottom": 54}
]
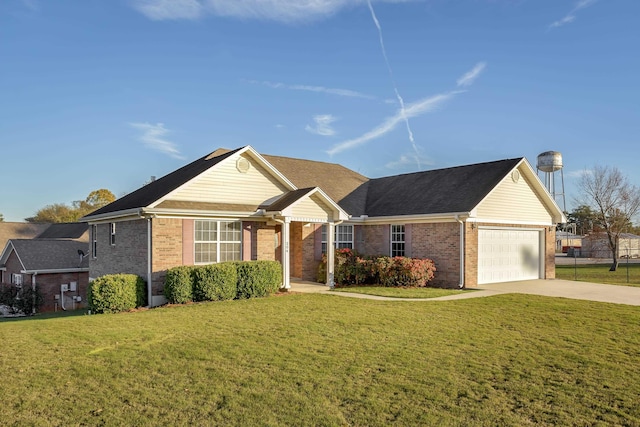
[{"left": 536, "top": 151, "right": 566, "bottom": 213}]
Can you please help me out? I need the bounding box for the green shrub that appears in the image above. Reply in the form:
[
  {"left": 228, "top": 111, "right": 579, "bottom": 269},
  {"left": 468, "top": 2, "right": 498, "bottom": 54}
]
[
  {"left": 235, "top": 261, "right": 282, "bottom": 299},
  {"left": 193, "top": 263, "right": 237, "bottom": 302},
  {"left": 88, "top": 274, "right": 146, "bottom": 314},
  {"left": 164, "top": 266, "right": 195, "bottom": 304},
  {"left": 0, "top": 284, "right": 43, "bottom": 315}
]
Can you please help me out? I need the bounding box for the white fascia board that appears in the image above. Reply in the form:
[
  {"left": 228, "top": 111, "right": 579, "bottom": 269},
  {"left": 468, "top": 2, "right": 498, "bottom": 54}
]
[
  {"left": 22, "top": 268, "right": 89, "bottom": 274},
  {"left": 82, "top": 208, "right": 143, "bottom": 224},
  {"left": 268, "top": 187, "right": 350, "bottom": 222},
  {"left": 470, "top": 217, "right": 557, "bottom": 227},
  {"left": 349, "top": 212, "right": 471, "bottom": 225},
  {"left": 142, "top": 208, "right": 264, "bottom": 219}
]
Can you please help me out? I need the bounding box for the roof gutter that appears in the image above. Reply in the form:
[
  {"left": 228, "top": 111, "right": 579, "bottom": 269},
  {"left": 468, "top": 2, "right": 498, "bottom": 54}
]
[
  {"left": 349, "top": 212, "right": 472, "bottom": 225},
  {"left": 21, "top": 268, "right": 89, "bottom": 274},
  {"left": 81, "top": 208, "right": 144, "bottom": 223}
]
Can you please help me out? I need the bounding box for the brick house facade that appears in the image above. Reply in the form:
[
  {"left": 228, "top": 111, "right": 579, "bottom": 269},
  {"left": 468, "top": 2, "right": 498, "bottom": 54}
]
[{"left": 83, "top": 146, "right": 565, "bottom": 306}]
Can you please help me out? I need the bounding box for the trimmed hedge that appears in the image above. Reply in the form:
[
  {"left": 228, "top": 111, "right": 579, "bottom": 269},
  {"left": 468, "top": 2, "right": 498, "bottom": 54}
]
[
  {"left": 193, "top": 263, "right": 237, "bottom": 302},
  {"left": 164, "top": 261, "right": 283, "bottom": 304},
  {"left": 235, "top": 260, "right": 282, "bottom": 299},
  {"left": 88, "top": 274, "right": 146, "bottom": 314},
  {"left": 164, "top": 266, "right": 195, "bottom": 304}
]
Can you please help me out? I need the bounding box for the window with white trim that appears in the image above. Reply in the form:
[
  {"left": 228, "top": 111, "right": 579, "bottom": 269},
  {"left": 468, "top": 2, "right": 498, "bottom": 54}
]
[
  {"left": 109, "top": 223, "right": 116, "bottom": 246},
  {"left": 12, "top": 273, "right": 23, "bottom": 286},
  {"left": 92, "top": 225, "right": 98, "bottom": 258},
  {"left": 195, "top": 220, "right": 242, "bottom": 264},
  {"left": 391, "top": 225, "right": 405, "bottom": 257},
  {"left": 322, "top": 224, "right": 354, "bottom": 253}
]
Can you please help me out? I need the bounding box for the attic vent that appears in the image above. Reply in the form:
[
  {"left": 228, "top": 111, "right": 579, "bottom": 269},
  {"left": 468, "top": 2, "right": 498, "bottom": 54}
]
[
  {"left": 511, "top": 170, "right": 521, "bottom": 183},
  {"left": 236, "top": 157, "right": 251, "bottom": 173}
]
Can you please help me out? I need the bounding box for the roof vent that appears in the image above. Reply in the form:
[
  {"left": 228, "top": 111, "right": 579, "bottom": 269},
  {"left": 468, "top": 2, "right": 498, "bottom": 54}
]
[{"left": 236, "top": 157, "right": 251, "bottom": 173}]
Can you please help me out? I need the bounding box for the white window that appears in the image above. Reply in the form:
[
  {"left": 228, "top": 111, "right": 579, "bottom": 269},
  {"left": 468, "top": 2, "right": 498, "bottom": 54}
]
[
  {"left": 109, "top": 223, "right": 116, "bottom": 246},
  {"left": 92, "top": 225, "right": 98, "bottom": 258},
  {"left": 322, "top": 224, "right": 354, "bottom": 253},
  {"left": 391, "top": 225, "right": 405, "bottom": 257},
  {"left": 12, "top": 273, "right": 23, "bottom": 286},
  {"left": 195, "top": 220, "right": 242, "bottom": 264}
]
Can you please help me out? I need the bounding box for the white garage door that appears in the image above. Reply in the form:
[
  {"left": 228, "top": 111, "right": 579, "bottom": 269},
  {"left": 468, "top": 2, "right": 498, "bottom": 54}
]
[{"left": 478, "top": 228, "right": 542, "bottom": 284}]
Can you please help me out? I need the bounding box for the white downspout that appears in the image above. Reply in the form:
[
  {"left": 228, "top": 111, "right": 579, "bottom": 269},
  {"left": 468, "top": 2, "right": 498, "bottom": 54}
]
[
  {"left": 455, "top": 215, "right": 465, "bottom": 288},
  {"left": 326, "top": 219, "right": 344, "bottom": 289}
]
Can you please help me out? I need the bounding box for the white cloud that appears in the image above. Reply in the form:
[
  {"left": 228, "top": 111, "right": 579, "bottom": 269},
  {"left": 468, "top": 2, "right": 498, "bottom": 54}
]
[
  {"left": 456, "top": 62, "right": 487, "bottom": 87},
  {"left": 567, "top": 169, "right": 592, "bottom": 179},
  {"left": 248, "top": 80, "right": 375, "bottom": 100},
  {"left": 130, "top": 122, "right": 185, "bottom": 159},
  {"left": 327, "top": 91, "right": 458, "bottom": 156},
  {"left": 131, "top": 0, "right": 205, "bottom": 21},
  {"left": 549, "top": 0, "right": 597, "bottom": 29},
  {"left": 306, "top": 114, "right": 337, "bottom": 136},
  {"left": 131, "top": 0, "right": 414, "bottom": 23}
]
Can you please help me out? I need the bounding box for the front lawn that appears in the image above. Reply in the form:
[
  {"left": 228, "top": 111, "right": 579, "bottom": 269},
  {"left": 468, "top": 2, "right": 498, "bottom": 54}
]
[
  {"left": 1, "top": 294, "right": 639, "bottom": 425},
  {"left": 556, "top": 263, "right": 640, "bottom": 287},
  {"left": 332, "top": 286, "right": 471, "bottom": 298}
]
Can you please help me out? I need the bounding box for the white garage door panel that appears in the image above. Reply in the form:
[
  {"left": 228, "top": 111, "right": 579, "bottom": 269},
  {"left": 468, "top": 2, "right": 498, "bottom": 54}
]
[{"left": 478, "top": 229, "right": 541, "bottom": 284}]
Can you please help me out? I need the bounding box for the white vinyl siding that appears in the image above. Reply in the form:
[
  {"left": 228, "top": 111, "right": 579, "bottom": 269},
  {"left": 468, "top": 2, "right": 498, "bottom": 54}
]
[
  {"left": 167, "top": 154, "right": 289, "bottom": 206},
  {"left": 476, "top": 168, "right": 553, "bottom": 224},
  {"left": 290, "top": 194, "right": 335, "bottom": 222},
  {"left": 194, "top": 220, "right": 242, "bottom": 264}
]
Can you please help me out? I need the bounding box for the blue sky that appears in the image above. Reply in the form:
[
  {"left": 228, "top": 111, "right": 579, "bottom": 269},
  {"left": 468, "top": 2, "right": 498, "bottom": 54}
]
[{"left": 1, "top": 0, "right": 638, "bottom": 222}]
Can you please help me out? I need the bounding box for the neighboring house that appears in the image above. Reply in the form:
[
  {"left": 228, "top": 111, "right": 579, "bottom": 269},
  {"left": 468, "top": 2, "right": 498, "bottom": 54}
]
[
  {"left": 0, "top": 222, "right": 50, "bottom": 250},
  {"left": 556, "top": 231, "right": 582, "bottom": 253},
  {"left": 582, "top": 233, "right": 640, "bottom": 259},
  {"left": 0, "top": 223, "right": 89, "bottom": 312},
  {"left": 82, "top": 146, "right": 565, "bottom": 306}
]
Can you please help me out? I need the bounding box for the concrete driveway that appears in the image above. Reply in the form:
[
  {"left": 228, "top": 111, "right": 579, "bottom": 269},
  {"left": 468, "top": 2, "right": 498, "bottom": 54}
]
[
  {"left": 290, "top": 279, "right": 640, "bottom": 306},
  {"left": 477, "top": 279, "right": 640, "bottom": 306}
]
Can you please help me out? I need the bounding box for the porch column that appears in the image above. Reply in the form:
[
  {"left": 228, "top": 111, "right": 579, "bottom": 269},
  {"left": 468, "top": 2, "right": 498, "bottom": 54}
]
[
  {"left": 326, "top": 222, "right": 335, "bottom": 288},
  {"left": 281, "top": 218, "right": 291, "bottom": 289}
]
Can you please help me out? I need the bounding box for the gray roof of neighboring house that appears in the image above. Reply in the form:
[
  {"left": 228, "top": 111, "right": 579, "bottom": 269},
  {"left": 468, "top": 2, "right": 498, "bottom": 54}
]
[
  {"left": 0, "top": 222, "right": 50, "bottom": 251},
  {"left": 3, "top": 239, "right": 89, "bottom": 272},
  {"left": 37, "top": 223, "right": 89, "bottom": 241},
  {"left": 82, "top": 146, "right": 524, "bottom": 219}
]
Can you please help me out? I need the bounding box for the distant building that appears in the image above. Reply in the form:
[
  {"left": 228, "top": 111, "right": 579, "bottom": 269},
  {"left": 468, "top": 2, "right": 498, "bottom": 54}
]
[{"left": 581, "top": 233, "right": 640, "bottom": 258}]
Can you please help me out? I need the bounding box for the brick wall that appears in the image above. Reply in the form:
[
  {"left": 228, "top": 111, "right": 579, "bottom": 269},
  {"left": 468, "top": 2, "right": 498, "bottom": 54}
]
[
  {"left": 410, "top": 222, "right": 461, "bottom": 288},
  {"left": 290, "top": 222, "right": 303, "bottom": 278},
  {"left": 89, "top": 219, "right": 148, "bottom": 280},
  {"left": 301, "top": 223, "right": 319, "bottom": 282},
  {"left": 252, "top": 223, "right": 278, "bottom": 261},
  {"left": 151, "top": 218, "right": 183, "bottom": 294},
  {"left": 546, "top": 226, "right": 556, "bottom": 279},
  {"left": 359, "top": 225, "right": 390, "bottom": 256},
  {"left": 34, "top": 271, "right": 89, "bottom": 312}
]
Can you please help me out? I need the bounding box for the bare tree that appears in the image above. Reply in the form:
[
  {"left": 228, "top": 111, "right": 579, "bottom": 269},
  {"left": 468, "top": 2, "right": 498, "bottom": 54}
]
[{"left": 577, "top": 165, "right": 640, "bottom": 271}]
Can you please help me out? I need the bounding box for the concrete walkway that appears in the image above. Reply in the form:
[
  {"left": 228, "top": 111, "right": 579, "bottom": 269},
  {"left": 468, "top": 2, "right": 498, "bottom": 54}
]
[{"left": 289, "top": 279, "right": 640, "bottom": 306}]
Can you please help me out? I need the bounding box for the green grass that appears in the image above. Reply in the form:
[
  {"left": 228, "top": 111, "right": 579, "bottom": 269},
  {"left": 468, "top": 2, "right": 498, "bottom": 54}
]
[
  {"left": 2, "top": 294, "right": 640, "bottom": 426},
  {"left": 332, "top": 286, "right": 471, "bottom": 298},
  {"left": 556, "top": 263, "right": 640, "bottom": 287}
]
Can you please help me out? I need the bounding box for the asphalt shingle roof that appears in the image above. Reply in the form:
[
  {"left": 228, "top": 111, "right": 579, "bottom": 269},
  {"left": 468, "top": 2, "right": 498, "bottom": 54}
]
[
  {"left": 7, "top": 239, "right": 89, "bottom": 271},
  {"left": 37, "top": 223, "right": 88, "bottom": 241},
  {"left": 363, "top": 158, "right": 523, "bottom": 217},
  {"left": 0, "top": 222, "right": 50, "bottom": 250},
  {"left": 82, "top": 145, "right": 523, "bottom": 220}
]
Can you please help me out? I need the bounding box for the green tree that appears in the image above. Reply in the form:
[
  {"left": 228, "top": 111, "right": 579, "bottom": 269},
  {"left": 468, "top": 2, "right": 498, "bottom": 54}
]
[
  {"left": 26, "top": 189, "right": 116, "bottom": 223},
  {"left": 0, "top": 213, "right": 4, "bottom": 222},
  {"left": 566, "top": 205, "right": 600, "bottom": 235},
  {"left": 577, "top": 165, "right": 640, "bottom": 271}
]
